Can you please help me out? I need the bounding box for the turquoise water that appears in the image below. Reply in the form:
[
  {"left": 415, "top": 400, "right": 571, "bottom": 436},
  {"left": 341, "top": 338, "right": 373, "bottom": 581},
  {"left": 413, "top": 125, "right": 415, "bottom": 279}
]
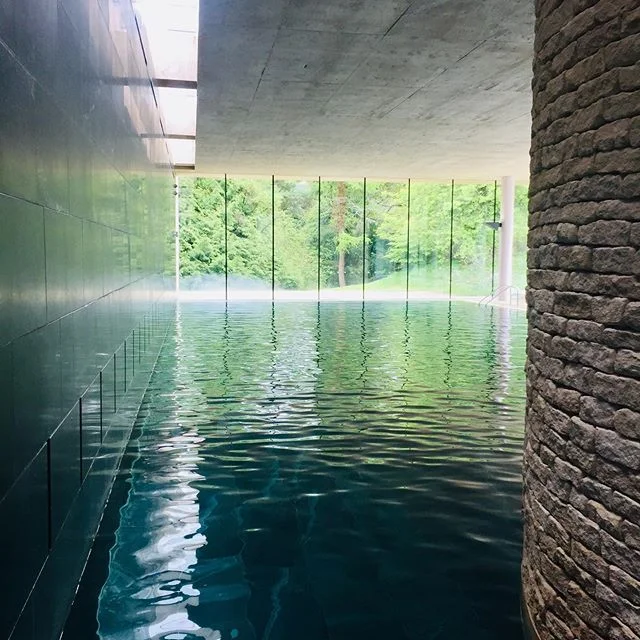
[{"left": 66, "top": 301, "right": 527, "bottom": 640}]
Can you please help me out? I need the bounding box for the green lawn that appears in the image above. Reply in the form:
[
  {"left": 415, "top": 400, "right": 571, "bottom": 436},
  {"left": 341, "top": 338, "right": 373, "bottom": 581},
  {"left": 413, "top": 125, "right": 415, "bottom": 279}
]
[{"left": 334, "top": 263, "right": 523, "bottom": 297}]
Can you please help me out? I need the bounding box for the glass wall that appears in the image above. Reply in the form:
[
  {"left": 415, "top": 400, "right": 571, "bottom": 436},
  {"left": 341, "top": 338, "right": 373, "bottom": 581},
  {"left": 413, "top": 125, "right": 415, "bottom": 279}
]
[
  {"left": 227, "top": 177, "right": 273, "bottom": 296},
  {"left": 513, "top": 184, "right": 529, "bottom": 291},
  {"left": 274, "top": 178, "right": 319, "bottom": 291},
  {"left": 178, "top": 177, "right": 226, "bottom": 292},
  {"left": 179, "top": 176, "right": 527, "bottom": 301},
  {"left": 365, "top": 181, "right": 408, "bottom": 294},
  {"left": 408, "top": 181, "right": 453, "bottom": 297},
  {"left": 320, "top": 180, "right": 365, "bottom": 293},
  {"left": 450, "top": 182, "right": 497, "bottom": 297}
]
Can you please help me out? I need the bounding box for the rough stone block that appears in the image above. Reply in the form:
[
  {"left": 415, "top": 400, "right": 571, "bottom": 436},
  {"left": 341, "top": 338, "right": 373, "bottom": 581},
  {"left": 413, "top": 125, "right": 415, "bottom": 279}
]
[
  {"left": 557, "top": 222, "right": 579, "bottom": 243},
  {"left": 619, "top": 64, "right": 640, "bottom": 91},
  {"left": 602, "top": 531, "right": 640, "bottom": 581},
  {"left": 549, "top": 335, "right": 579, "bottom": 360},
  {"left": 595, "top": 579, "right": 640, "bottom": 631},
  {"left": 560, "top": 504, "right": 602, "bottom": 551},
  {"left": 568, "top": 273, "right": 640, "bottom": 300},
  {"left": 591, "top": 296, "right": 628, "bottom": 324},
  {"left": 538, "top": 312, "right": 569, "bottom": 334},
  {"left": 609, "top": 565, "right": 640, "bottom": 607},
  {"left": 570, "top": 485, "right": 590, "bottom": 513},
  {"left": 564, "top": 363, "right": 596, "bottom": 394},
  {"left": 555, "top": 456, "right": 583, "bottom": 485},
  {"left": 622, "top": 173, "right": 640, "bottom": 199},
  {"left": 621, "top": 520, "right": 640, "bottom": 551},
  {"left": 529, "top": 269, "right": 570, "bottom": 290},
  {"left": 596, "top": 428, "right": 640, "bottom": 470},
  {"left": 582, "top": 475, "right": 613, "bottom": 505},
  {"left": 557, "top": 245, "right": 593, "bottom": 270},
  {"left": 545, "top": 611, "right": 574, "bottom": 640},
  {"left": 529, "top": 288, "right": 556, "bottom": 313},
  {"left": 585, "top": 499, "right": 622, "bottom": 536},
  {"left": 555, "top": 291, "right": 593, "bottom": 319},
  {"left": 571, "top": 539, "right": 610, "bottom": 582},
  {"left": 566, "top": 318, "right": 604, "bottom": 341},
  {"left": 578, "top": 220, "right": 631, "bottom": 246},
  {"left": 621, "top": 301, "right": 640, "bottom": 330},
  {"left": 592, "top": 247, "right": 637, "bottom": 274},
  {"left": 615, "top": 350, "right": 640, "bottom": 379},
  {"left": 566, "top": 440, "right": 597, "bottom": 473},
  {"left": 554, "top": 386, "right": 582, "bottom": 413},
  {"left": 611, "top": 492, "right": 640, "bottom": 523},
  {"left": 555, "top": 546, "right": 596, "bottom": 595},
  {"left": 576, "top": 341, "right": 616, "bottom": 372},
  {"left": 602, "top": 327, "right": 640, "bottom": 350},
  {"left": 580, "top": 396, "right": 615, "bottom": 427},
  {"left": 593, "top": 457, "right": 640, "bottom": 503},
  {"left": 609, "top": 618, "right": 640, "bottom": 640},
  {"left": 592, "top": 371, "right": 640, "bottom": 411},
  {"left": 604, "top": 33, "right": 640, "bottom": 70},
  {"left": 612, "top": 408, "right": 640, "bottom": 440},
  {"left": 566, "top": 580, "right": 611, "bottom": 636}
]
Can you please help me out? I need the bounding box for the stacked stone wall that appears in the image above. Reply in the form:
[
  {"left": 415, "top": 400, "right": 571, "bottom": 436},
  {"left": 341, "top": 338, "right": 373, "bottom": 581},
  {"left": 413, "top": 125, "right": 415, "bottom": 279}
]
[{"left": 524, "top": 1, "right": 640, "bottom": 638}]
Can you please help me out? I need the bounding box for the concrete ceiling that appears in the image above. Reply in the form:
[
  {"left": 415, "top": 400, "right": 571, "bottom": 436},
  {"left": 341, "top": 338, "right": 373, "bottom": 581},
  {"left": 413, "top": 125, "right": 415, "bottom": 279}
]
[{"left": 195, "top": 0, "right": 534, "bottom": 181}]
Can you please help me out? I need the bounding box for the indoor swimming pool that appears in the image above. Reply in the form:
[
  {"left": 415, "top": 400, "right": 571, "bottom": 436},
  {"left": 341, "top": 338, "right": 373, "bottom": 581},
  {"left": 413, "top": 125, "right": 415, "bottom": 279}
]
[{"left": 64, "top": 301, "right": 527, "bottom": 640}]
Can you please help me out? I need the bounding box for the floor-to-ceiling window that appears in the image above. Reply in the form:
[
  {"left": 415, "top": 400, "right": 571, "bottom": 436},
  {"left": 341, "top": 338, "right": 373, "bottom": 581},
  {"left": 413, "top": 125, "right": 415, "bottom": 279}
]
[{"left": 178, "top": 176, "right": 527, "bottom": 302}]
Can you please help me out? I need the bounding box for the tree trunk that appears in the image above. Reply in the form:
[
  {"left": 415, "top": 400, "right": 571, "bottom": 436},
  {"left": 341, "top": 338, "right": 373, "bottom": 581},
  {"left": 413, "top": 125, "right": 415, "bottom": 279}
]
[{"left": 336, "top": 181, "right": 346, "bottom": 287}]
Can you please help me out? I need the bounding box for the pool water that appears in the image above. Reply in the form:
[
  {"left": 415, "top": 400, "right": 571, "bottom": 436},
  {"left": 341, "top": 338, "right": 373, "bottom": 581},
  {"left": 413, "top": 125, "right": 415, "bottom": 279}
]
[{"left": 66, "top": 301, "right": 527, "bottom": 640}]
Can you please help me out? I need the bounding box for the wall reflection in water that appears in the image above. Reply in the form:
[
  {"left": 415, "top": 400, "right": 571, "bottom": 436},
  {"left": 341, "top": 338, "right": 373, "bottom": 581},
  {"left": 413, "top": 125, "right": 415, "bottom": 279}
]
[{"left": 98, "top": 310, "right": 219, "bottom": 639}]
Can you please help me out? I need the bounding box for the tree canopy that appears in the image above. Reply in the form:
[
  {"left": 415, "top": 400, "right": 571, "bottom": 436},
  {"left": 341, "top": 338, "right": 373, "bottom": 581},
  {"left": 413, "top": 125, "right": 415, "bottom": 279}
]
[{"left": 179, "top": 177, "right": 528, "bottom": 294}]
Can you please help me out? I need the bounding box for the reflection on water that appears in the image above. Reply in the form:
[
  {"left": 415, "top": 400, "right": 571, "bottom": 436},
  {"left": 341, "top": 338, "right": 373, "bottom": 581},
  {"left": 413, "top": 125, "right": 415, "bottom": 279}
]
[{"left": 97, "top": 301, "right": 526, "bottom": 640}]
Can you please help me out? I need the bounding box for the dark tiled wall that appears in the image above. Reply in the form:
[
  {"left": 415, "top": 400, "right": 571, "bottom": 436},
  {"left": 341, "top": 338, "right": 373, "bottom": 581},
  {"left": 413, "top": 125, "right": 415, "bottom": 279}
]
[{"left": 0, "top": 0, "right": 175, "bottom": 637}]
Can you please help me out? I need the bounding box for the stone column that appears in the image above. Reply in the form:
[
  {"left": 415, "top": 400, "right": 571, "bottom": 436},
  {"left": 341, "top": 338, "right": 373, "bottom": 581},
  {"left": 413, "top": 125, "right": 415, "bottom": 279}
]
[
  {"left": 499, "top": 175, "right": 516, "bottom": 303},
  {"left": 523, "top": 1, "right": 640, "bottom": 639}
]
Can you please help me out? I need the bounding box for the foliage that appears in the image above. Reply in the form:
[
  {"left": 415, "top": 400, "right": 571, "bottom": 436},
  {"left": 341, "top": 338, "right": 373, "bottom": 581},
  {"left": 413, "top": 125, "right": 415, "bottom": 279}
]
[{"left": 179, "top": 177, "right": 529, "bottom": 293}]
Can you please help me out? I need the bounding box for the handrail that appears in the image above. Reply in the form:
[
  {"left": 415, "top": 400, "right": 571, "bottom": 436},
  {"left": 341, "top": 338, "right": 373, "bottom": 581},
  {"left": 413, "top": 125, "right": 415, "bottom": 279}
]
[{"left": 478, "top": 285, "right": 524, "bottom": 308}]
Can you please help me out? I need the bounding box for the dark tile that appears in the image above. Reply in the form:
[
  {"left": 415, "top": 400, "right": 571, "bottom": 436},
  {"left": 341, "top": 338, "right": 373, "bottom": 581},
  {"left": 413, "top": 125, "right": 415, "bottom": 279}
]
[
  {"left": 0, "top": 193, "right": 46, "bottom": 346},
  {"left": 81, "top": 375, "right": 102, "bottom": 473},
  {"left": 115, "top": 342, "right": 126, "bottom": 398},
  {"left": 50, "top": 405, "right": 81, "bottom": 540},
  {"left": 34, "top": 89, "right": 70, "bottom": 212},
  {"left": 0, "top": 446, "right": 48, "bottom": 640},
  {"left": 13, "top": 0, "right": 58, "bottom": 89},
  {"left": 0, "top": 344, "right": 14, "bottom": 498},
  {"left": 59, "top": 311, "right": 80, "bottom": 413},
  {"left": 112, "top": 228, "right": 131, "bottom": 291},
  {"left": 71, "top": 303, "right": 106, "bottom": 395},
  {"left": 82, "top": 219, "right": 104, "bottom": 302},
  {"left": 13, "top": 321, "right": 62, "bottom": 473},
  {"left": 0, "top": 41, "right": 39, "bottom": 203},
  {"left": 102, "top": 224, "right": 115, "bottom": 295},
  {"left": 53, "top": 3, "right": 88, "bottom": 125},
  {"left": 58, "top": 0, "right": 90, "bottom": 45},
  {"left": 68, "top": 133, "right": 94, "bottom": 221},
  {"left": 101, "top": 354, "right": 116, "bottom": 419},
  {"left": 45, "top": 210, "right": 84, "bottom": 322}
]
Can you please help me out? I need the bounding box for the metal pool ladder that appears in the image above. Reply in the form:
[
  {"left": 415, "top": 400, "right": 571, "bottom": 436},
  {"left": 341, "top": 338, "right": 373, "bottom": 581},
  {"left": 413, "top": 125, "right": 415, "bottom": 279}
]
[{"left": 478, "top": 285, "right": 525, "bottom": 308}]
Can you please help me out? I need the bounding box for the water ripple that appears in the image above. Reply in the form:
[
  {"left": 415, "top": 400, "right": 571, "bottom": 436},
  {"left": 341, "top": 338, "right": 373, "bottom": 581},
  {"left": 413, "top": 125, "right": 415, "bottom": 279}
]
[{"left": 97, "top": 301, "right": 526, "bottom": 640}]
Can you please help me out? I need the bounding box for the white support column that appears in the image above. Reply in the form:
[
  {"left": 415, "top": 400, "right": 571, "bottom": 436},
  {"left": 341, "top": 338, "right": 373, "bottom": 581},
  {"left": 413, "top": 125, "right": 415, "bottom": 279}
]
[
  {"left": 498, "top": 175, "right": 515, "bottom": 304},
  {"left": 175, "top": 176, "right": 180, "bottom": 294}
]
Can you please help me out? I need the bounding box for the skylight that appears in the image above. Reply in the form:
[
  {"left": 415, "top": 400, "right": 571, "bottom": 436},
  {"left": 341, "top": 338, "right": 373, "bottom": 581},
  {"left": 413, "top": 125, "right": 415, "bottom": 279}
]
[{"left": 133, "top": 0, "right": 199, "bottom": 169}]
